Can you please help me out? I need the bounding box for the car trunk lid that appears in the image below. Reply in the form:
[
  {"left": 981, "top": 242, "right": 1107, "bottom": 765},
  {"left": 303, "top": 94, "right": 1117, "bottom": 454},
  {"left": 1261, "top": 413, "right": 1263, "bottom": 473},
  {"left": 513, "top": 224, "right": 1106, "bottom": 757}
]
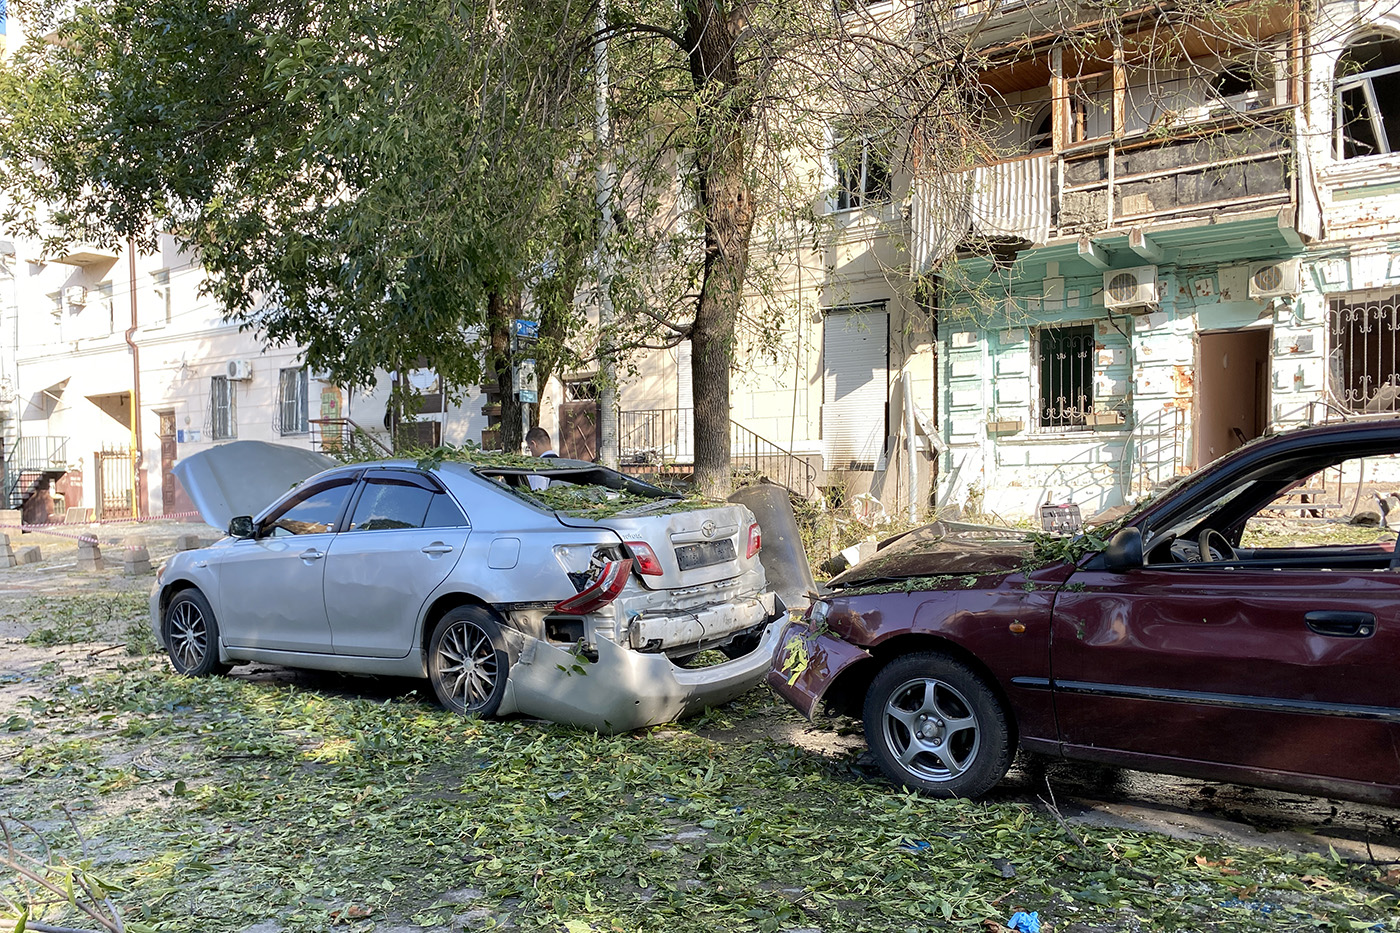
[{"left": 557, "top": 503, "right": 760, "bottom": 589}]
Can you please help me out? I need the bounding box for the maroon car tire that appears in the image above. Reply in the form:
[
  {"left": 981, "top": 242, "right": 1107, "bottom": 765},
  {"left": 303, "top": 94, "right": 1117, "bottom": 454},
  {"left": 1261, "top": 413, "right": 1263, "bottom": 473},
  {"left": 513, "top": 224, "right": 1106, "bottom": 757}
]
[{"left": 862, "top": 652, "right": 1012, "bottom": 799}]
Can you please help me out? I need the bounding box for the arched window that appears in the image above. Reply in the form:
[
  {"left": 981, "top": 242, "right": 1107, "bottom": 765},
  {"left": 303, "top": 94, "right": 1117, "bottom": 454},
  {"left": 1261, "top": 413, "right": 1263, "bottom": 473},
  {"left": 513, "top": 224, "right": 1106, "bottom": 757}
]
[
  {"left": 1025, "top": 108, "right": 1053, "bottom": 152},
  {"left": 1336, "top": 33, "right": 1400, "bottom": 159}
]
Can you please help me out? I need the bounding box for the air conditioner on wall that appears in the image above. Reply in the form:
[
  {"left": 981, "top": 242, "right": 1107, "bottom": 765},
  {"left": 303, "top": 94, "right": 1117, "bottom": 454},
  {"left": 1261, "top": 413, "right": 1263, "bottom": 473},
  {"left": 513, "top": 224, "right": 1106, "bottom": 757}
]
[
  {"left": 64, "top": 286, "right": 87, "bottom": 308},
  {"left": 1102, "top": 266, "right": 1159, "bottom": 310},
  {"left": 1248, "top": 258, "right": 1302, "bottom": 300},
  {"left": 227, "top": 360, "right": 254, "bottom": 381}
]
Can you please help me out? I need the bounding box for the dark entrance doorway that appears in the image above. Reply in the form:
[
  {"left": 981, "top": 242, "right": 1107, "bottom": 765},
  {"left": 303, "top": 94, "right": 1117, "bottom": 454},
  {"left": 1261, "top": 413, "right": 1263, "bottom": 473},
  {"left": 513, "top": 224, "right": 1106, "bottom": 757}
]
[{"left": 1195, "top": 328, "right": 1271, "bottom": 468}]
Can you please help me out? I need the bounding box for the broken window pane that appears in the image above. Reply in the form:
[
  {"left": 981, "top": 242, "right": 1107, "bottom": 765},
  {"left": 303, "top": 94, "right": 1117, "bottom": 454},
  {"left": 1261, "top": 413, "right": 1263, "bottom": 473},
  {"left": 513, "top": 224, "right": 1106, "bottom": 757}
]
[
  {"left": 1329, "top": 290, "right": 1400, "bottom": 411},
  {"left": 834, "top": 133, "right": 893, "bottom": 211},
  {"left": 1037, "top": 324, "right": 1094, "bottom": 430},
  {"left": 1335, "top": 34, "right": 1400, "bottom": 159}
]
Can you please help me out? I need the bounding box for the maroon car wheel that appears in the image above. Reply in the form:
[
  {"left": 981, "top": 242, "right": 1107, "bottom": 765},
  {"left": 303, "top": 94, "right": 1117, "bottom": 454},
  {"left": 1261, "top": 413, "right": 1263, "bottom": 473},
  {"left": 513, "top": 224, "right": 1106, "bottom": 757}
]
[{"left": 862, "top": 652, "right": 1011, "bottom": 798}]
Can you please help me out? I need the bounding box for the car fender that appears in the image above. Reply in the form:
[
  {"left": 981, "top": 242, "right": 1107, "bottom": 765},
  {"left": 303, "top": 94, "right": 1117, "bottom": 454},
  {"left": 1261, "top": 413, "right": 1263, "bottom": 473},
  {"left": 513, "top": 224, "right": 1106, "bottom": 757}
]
[{"left": 765, "top": 620, "right": 874, "bottom": 719}]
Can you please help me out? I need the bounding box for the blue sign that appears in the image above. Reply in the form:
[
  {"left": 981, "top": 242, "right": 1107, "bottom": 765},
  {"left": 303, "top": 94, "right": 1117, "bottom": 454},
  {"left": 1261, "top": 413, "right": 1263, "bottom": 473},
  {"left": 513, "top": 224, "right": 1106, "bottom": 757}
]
[{"left": 512, "top": 319, "right": 540, "bottom": 339}]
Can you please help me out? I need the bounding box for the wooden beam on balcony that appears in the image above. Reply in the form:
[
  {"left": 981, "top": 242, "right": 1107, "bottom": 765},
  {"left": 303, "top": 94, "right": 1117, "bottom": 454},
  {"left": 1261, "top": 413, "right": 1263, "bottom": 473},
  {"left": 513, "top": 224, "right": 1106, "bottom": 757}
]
[
  {"left": 1077, "top": 236, "right": 1111, "bottom": 269},
  {"left": 1128, "top": 228, "right": 1164, "bottom": 262}
]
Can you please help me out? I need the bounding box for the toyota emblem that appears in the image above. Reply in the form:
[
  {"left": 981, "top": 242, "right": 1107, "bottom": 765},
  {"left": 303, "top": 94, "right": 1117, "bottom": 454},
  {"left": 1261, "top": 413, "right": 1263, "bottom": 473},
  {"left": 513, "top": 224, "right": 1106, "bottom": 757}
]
[{"left": 701, "top": 520, "right": 717, "bottom": 538}]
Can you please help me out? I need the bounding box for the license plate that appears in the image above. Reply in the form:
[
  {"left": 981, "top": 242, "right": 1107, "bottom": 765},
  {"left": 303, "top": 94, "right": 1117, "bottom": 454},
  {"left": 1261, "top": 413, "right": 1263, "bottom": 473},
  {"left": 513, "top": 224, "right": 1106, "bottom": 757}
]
[{"left": 675, "top": 539, "right": 736, "bottom": 570}]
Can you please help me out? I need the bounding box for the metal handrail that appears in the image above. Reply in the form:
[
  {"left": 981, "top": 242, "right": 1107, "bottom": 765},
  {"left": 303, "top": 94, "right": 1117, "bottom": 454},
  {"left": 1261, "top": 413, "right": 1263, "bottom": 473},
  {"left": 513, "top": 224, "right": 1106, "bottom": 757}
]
[
  {"left": 309, "top": 418, "right": 393, "bottom": 458},
  {"left": 617, "top": 408, "right": 819, "bottom": 499},
  {"left": 3, "top": 436, "right": 68, "bottom": 509}
]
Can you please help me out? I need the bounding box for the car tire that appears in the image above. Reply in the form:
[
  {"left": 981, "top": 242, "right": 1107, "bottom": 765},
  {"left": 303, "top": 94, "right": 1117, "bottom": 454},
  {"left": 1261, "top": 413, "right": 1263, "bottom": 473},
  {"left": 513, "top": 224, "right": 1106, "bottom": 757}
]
[
  {"left": 862, "top": 652, "right": 1012, "bottom": 799},
  {"left": 428, "top": 606, "right": 509, "bottom": 717},
  {"left": 162, "top": 589, "right": 231, "bottom": 677}
]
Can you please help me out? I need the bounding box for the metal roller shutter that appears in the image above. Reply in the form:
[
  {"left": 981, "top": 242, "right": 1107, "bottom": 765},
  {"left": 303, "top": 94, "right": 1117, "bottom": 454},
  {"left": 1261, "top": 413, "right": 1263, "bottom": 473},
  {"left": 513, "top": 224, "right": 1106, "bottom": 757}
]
[{"left": 822, "top": 307, "right": 888, "bottom": 470}]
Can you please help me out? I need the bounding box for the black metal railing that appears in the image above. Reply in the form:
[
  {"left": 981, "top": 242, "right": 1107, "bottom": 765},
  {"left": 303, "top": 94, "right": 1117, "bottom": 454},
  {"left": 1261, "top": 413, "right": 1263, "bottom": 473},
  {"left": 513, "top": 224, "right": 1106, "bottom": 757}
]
[
  {"left": 309, "top": 418, "right": 393, "bottom": 459},
  {"left": 617, "top": 408, "right": 819, "bottom": 499},
  {"left": 3, "top": 436, "right": 69, "bottom": 510}
]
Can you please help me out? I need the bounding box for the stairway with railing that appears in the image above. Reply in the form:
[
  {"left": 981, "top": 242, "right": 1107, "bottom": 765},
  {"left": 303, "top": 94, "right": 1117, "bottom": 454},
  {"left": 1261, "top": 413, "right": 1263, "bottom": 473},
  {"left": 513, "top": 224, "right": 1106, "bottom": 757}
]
[
  {"left": 3, "top": 436, "right": 69, "bottom": 510},
  {"left": 309, "top": 418, "right": 394, "bottom": 459},
  {"left": 617, "top": 408, "right": 819, "bottom": 499}
]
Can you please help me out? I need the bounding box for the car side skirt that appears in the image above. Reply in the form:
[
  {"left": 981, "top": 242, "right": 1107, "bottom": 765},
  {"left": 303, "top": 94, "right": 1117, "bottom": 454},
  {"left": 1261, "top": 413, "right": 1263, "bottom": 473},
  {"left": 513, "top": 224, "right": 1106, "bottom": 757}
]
[
  {"left": 1059, "top": 743, "right": 1400, "bottom": 807},
  {"left": 222, "top": 646, "right": 428, "bottom": 679}
]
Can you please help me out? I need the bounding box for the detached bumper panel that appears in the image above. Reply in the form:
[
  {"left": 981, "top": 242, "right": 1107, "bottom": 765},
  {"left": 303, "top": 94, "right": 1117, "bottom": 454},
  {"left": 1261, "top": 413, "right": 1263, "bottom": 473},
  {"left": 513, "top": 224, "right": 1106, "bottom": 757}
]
[{"left": 500, "top": 619, "right": 786, "bottom": 732}]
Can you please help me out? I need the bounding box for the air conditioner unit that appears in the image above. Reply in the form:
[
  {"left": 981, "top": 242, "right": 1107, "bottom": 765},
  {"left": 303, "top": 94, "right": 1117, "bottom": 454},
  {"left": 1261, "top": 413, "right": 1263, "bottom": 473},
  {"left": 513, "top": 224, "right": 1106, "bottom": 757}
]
[
  {"left": 1248, "top": 258, "right": 1302, "bottom": 300},
  {"left": 64, "top": 286, "right": 87, "bottom": 308},
  {"left": 227, "top": 360, "right": 254, "bottom": 381},
  {"left": 1103, "top": 266, "right": 1159, "bottom": 310}
]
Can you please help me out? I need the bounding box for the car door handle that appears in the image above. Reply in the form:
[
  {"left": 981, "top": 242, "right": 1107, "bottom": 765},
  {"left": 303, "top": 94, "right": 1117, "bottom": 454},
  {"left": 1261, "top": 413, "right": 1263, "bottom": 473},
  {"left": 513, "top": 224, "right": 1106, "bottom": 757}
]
[
  {"left": 421, "top": 544, "right": 454, "bottom": 556},
  {"left": 299, "top": 548, "right": 325, "bottom": 562},
  {"left": 1305, "top": 611, "right": 1375, "bottom": 638}
]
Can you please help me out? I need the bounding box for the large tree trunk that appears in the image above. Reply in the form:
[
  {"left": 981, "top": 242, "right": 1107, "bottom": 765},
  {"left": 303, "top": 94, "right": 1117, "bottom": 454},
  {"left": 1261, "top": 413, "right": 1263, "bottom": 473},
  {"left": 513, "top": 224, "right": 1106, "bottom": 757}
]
[
  {"left": 488, "top": 289, "right": 525, "bottom": 453},
  {"left": 685, "top": 0, "right": 754, "bottom": 498}
]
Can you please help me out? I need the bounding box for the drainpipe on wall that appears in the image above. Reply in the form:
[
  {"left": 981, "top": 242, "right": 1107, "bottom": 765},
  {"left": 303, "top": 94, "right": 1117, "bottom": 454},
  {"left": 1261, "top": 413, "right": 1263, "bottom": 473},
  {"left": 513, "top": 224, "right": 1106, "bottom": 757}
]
[
  {"left": 124, "top": 241, "right": 144, "bottom": 518},
  {"left": 902, "top": 370, "right": 918, "bottom": 524}
]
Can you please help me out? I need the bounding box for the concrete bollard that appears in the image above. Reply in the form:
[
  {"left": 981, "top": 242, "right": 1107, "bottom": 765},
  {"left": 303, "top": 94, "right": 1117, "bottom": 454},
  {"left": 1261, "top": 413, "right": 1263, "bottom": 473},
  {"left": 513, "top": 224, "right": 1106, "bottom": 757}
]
[
  {"left": 0, "top": 534, "right": 15, "bottom": 568},
  {"left": 76, "top": 538, "right": 102, "bottom": 572},
  {"left": 15, "top": 545, "right": 41, "bottom": 564},
  {"left": 122, "top": 543, "right": 153, "bottom": 576},
  {"left": 173, "top": 533, "right": 205, "bottom": 551},
  {"left": 0, "top": 510, "right": 21, "bottom": 530}
]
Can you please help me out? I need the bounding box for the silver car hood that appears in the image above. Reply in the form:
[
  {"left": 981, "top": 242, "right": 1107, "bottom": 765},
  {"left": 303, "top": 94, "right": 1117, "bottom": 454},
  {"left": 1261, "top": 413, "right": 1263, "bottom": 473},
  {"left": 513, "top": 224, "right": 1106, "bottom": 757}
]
[{"left": 173, "top": 440, "right": 337, "bottom": 530}]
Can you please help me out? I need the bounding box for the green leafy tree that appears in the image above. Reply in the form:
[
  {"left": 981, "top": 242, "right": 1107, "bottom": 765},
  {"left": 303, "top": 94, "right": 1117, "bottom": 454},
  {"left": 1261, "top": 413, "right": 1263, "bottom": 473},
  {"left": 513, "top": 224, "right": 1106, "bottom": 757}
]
[{"left": 0, "top": 0, "right": 595, "bottom": 439}]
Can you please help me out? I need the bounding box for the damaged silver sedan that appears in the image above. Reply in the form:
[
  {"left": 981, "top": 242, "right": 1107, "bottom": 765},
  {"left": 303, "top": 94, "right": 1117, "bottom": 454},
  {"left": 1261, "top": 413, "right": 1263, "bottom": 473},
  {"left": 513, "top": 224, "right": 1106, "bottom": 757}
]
[{"left": 150, "top": 441, "right": 786, "bottom": 731}]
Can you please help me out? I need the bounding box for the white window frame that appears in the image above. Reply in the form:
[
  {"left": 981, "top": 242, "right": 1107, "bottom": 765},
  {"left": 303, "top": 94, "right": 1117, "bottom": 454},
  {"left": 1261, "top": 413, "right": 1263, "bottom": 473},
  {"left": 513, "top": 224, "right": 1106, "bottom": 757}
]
[
  {"left": 209, "top": 376, "right": 236, "bottom": 440},
  {"left": 1334, "top": 35, "right": 1400, "bottom": 160},
  {"left": 832, "top": 133, "right": 892, "bottom": 212},
  {"left": 1032, "top": 323, "right": 1095, "bottom": 433},
  {"left": 278, "top": 367, "right": 310, "bottom": 436}
]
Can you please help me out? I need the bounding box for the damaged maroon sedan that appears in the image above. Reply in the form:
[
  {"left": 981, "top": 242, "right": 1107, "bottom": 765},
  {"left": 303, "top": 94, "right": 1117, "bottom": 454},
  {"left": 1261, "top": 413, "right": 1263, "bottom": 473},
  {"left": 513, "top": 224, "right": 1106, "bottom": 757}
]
[{"left": 769, "top": 420, "right": 1400, "bottom": 804}]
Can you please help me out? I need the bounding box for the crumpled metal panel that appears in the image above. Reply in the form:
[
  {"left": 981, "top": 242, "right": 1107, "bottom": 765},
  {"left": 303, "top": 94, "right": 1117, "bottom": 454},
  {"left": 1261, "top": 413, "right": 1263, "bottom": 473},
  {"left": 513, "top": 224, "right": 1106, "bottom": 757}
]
[{"left": 173, "top": 440, "right": 337, "bottom": 530}]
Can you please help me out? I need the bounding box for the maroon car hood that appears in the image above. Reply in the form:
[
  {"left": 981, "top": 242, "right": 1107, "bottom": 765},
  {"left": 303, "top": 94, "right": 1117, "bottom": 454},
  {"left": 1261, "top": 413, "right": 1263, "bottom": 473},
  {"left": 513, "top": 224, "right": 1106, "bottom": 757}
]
[{"left": 828, "top": 523, "right": 1032, "bottom": 587}]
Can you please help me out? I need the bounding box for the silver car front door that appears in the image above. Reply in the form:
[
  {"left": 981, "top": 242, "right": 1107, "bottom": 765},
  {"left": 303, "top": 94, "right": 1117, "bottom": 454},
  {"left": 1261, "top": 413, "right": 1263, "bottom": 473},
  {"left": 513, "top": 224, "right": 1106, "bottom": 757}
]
[
  {"left": 323, "top": 470, "right": 470, "bottom": 658},
  {"left": 214, "top": 475, "right": 357, "bottom": 652}
]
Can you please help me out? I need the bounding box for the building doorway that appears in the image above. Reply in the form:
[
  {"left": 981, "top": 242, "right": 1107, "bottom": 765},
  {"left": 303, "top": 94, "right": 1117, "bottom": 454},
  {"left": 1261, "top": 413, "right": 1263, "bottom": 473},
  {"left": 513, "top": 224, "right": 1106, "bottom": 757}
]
[{"left": 1195, "top": 328, "right": 1271, "bottom": 468}]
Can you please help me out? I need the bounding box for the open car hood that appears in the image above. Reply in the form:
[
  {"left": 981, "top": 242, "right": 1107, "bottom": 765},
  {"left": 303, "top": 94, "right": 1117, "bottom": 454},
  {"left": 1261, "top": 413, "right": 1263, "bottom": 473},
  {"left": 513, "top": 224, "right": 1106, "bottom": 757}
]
[
  {"left": 173, "top": 441, "right": 337, "bottom": 530},
  {"left": 828, "top": 522, "right": 1032, "bottom": 587}
]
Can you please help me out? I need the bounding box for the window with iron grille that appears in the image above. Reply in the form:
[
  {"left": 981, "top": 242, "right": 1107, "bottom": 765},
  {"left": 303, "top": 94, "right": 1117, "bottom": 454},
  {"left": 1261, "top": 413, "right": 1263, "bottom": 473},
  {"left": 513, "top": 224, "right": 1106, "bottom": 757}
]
[
  {"left": 278, "top": 367, "right": 309, "bottom": 435},
  {"left": 1035, "top": 324, "right": 1094, "bottom": 430},
  {"left": 1329, "top": 290, "right": 1400, "bottom": 412},
  {"left": 209, "top": 376, "right": 236, "bottom": 439}
]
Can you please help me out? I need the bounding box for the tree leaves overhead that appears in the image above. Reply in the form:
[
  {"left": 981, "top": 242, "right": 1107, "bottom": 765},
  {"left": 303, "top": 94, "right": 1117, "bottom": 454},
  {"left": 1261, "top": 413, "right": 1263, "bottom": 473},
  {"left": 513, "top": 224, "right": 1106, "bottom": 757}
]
[{"left": 0, "top": 0, "right": 596, "bottom": 390}]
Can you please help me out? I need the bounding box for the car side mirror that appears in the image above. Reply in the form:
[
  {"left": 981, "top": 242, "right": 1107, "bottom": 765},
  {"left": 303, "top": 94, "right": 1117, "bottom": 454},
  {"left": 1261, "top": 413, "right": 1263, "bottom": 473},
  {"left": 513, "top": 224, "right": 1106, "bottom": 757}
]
[
  {"left": 228, "top": 515, "right": 257, "bottom": 539},
  {"left": 1104, "top": 527, "right": 1143, "bottom": 573}
]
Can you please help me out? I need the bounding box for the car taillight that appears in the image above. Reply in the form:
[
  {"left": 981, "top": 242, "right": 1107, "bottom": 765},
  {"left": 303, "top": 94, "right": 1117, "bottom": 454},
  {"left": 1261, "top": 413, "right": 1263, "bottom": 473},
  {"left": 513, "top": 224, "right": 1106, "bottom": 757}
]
[
  {"left": 554, "top": 559, "right": 633, "bottom": 614},
  {"left": 625, "top": 541, "right": 664, "bottom": 576},
  {"left": 746, "top": 522, "right": 762, "bottom": 559}
]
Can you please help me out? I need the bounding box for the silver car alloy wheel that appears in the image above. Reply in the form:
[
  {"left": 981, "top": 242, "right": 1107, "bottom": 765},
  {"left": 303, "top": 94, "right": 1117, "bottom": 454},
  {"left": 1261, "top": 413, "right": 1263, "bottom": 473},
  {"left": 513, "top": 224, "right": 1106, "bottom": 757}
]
[
  {"left": 435, "top": 618, "right": 500, "bottom": 712},
  {"left": 168, "top": 599, "right": 210, "bottom": 672},
  {"left": 879, "top": 676, "right": 982, "bottom": 783}
]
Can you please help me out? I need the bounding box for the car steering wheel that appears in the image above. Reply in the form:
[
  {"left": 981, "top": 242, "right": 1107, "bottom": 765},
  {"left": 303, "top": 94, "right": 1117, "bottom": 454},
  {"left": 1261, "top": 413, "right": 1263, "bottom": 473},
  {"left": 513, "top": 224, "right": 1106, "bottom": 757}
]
[{"left": 1197, "top": 528, "right": 1236, "bottom": 562}]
